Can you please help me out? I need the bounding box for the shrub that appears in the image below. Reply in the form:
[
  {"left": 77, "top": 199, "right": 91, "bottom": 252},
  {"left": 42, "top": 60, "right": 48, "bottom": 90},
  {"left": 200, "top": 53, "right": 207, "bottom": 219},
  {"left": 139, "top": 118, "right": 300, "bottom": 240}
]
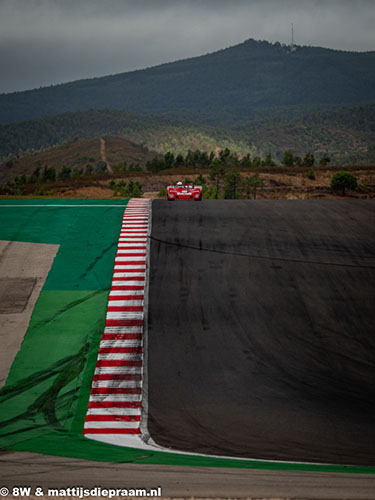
[
  {"left": 303, "top": 152, "right": 315, "bottom": 167},
  {"left": 319, "top": 153, "right": 331, "bottom": 166},
  {"left": 203, "top": 185, "right": 219, "bottom": 199},
  {"left": 282, "top": 150, "right": 295, "bottom": 167},
  {"left": 307, "top": 168, "right": 316, "bottom": 180},
  {"left": 194, "top": 174, "right": 206, "bottom": 185},
  {"left": 128, "top": 164, "right": 142, "bottom": 172},
  {"left": 112, "top": 162, "right": 127, "bottom": 173},
  {"left": 72, "top": 168, "right": 83, "bottom": 177},
  {"left": 361, "top": 180, "right": 369, "bottom": 193},
  {"left": 58, "top": 166, "right": 72, "bottom": 180},
  {"left": 95, "top": 161, "right": 107, "bottom": 173},
  {"left": 85, "top": 164, "right": 94, "bottom": 176},
  {"left": 330, "top": 171, "right": 357, "bottom": 196}
]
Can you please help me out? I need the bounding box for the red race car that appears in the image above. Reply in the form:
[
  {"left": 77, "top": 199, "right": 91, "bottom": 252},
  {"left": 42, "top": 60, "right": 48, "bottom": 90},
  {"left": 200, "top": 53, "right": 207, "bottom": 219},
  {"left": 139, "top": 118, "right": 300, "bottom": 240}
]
[{"left": 167, "top": 181, "right": 202, "bottom": 201}]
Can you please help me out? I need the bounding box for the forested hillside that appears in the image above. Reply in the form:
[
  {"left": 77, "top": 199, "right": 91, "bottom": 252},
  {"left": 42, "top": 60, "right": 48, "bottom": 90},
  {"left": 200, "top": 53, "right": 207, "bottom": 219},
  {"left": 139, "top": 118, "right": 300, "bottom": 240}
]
[
  {"left": 1, "top": 104, "right": 374, "bottom": 165},
  {"left": 1, "top": 39, "right": 375, "bottom": 125},
  {"left": 237, "top": 103, "right": 375, "bottom": 165},
  {"left": 0, "top": 109, "right": 252, "bottom": 159}
]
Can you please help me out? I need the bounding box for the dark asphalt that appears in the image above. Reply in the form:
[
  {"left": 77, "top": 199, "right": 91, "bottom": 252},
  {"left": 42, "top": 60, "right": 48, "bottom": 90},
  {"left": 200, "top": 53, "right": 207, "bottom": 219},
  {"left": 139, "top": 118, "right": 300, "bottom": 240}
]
[{"left": 147, "top": 200, "right": 375, "bottom": 466}]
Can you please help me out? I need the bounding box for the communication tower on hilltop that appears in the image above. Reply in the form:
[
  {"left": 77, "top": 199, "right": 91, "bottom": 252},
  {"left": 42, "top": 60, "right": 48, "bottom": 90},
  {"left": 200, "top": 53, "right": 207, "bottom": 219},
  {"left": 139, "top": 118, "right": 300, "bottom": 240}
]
[{"left": 290, "top": 23, "right": 296, "bottom": 52}]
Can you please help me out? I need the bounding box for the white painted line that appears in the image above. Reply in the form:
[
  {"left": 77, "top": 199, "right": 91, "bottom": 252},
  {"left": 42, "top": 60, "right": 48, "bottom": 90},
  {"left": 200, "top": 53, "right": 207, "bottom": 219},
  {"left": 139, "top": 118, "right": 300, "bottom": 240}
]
[
  {"left": 108, "top": 300, "right": 144, "bottom": 306},
  {"left": 119, "top": 236, "right": 147, "bottom": 240},
  {"left": 114, "top": 262, "right": 146, "bottom": 270},
  {"left": 113, "top": 267, "right": 146, "bottom": 271},
  {"left": 115, "top": 256, "right": 146, "bottom": 261},
  {"left": 118, "top": 236, "right": 147, "bottom": 239},
  {"left": 89, "top": 394, "right": 142, "bottom": 402},
  {"left": 122, "top": 223, "right": 149, "bottom": 226},
  {"left": 106, "top": 312, "right": 144, "bottom": 320},
  {"left": 104, "top": 326, "right": 143, "bottom": 333},
  {"left": 92, "top": 380, "right": 142, "bottom": 388},
  {"left": 110, "top": 280, "right": 145, "bottom": 287},
  {"left": 97, "top": 353, "right": 142, "bottom": 360},
  {"left": 95, "top": 366, "right": 142, "bottom": 374},
  {"left": 109, "top": 290, "right": 144, "bottom": 297},
  {"left": 117, "top": 243, "right": 147, "bottom": 247},
  {"left": 100, "top": 340, "right": 142, "bottom": 348},
  {"left": 87, "top": 408, "right": 141, "bottom": 416},
  {"left": 84, "top": 421, "right": 140, "bottom": 429}
]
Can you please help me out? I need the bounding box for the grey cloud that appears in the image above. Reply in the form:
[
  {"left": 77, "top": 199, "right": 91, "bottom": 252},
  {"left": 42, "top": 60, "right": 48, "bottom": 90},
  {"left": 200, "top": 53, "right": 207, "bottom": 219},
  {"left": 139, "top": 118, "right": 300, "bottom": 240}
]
[{"left": 0, "top": 0, "right": 374, "bottom": 94}]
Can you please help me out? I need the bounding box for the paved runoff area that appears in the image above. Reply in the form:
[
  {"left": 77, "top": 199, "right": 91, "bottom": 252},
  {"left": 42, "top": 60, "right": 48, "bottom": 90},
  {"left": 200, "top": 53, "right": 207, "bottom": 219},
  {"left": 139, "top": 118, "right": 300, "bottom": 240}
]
[
  {"left": 0, "top": 241, "right": 59, "bottom": 388},
  {"left": 1, "top": 450, "right": 375, "bottom": 499}
]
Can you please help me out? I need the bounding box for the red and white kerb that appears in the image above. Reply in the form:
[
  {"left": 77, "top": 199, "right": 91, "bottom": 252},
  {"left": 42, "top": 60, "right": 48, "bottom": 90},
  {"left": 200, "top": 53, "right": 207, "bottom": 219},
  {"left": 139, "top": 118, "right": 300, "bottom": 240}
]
[{"left": 83, "top": 198, "right": 150, "bottom": 437}]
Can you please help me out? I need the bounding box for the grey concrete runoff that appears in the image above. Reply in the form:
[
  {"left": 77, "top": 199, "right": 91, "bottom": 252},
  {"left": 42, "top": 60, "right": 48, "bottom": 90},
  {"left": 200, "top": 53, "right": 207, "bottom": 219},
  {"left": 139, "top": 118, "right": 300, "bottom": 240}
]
[
  {"left": 0, "top": 240, "right": 59, "bottom": 388},
  {"left": 0, "top": 450, "right": 375, "bottom": 499},
  {"left": 147, "top": 200, "right": 375, "bottom": 466}
]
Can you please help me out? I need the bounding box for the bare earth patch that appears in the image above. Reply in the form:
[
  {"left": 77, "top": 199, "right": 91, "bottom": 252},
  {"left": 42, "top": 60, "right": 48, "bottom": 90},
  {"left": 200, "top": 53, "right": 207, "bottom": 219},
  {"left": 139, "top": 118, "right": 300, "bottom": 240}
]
[{"left": 61, "top": 186, "right": 115, "bottom": 198}]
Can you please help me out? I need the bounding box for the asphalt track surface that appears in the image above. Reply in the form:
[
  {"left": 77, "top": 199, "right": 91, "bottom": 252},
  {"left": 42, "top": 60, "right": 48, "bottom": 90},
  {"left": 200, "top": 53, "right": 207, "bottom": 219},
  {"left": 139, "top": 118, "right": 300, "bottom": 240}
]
[{"left": 147, "top": 200, "right": 375, "bottom": 466}]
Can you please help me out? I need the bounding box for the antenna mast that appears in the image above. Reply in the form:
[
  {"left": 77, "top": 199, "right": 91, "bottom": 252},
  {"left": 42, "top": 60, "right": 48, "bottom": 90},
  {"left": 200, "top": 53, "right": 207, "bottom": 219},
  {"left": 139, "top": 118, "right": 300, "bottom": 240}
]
[
  {"left": 290, "top": 23, "right": 296, "bottom": 52},
  {"left": 291, "top": 23, "right": 294, "bottom": 47}
]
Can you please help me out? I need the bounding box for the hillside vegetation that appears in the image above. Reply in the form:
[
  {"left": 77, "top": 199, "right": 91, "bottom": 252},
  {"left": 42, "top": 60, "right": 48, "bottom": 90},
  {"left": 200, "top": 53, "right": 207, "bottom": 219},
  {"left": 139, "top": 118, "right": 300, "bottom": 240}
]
[
  {"left": 1, "top": 103, "right": 375, "bottom": 166},
  {"left": 237, "top": 103, "right": 375, "bottom": 165},
  {"left": 0, "top": 109, "right": 253, "bottom": 160},
  {"left": 0, "top": 137, "right": 158, "bottom": 184},
  {"left": 1, "top": 39, "right": 375, "bottom": 125}
]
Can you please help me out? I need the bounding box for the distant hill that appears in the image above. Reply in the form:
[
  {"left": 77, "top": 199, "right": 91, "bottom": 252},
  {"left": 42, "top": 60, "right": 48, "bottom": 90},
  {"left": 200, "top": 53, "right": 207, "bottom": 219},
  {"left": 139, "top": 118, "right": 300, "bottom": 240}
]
[
  {"left": 1, "top": 39, "right": 375, "bottom": 125},
  {"left": 1, "top": 104, "right": 374, "bottom": 167},
  {"left": 0, "top": 136, "right": 158, "bottom": 185},
  {"left": 237, "top": 103, "right": 375, "bottom": 165},
  {"left": 0, "top": 109, "right": 252, "bottom": 160}
]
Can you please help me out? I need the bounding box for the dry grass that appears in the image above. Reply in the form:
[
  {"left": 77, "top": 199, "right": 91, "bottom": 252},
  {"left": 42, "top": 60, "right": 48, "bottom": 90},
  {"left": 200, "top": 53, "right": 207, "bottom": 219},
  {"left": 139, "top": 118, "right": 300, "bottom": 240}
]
[{"left": 1, "top": 164, "right": 374, "bottom": 200}]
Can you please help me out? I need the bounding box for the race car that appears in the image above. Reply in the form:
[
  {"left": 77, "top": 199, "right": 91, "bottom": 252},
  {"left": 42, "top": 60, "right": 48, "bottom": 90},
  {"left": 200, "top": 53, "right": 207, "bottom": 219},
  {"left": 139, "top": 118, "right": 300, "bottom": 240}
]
[{"left": 167, "top": 181, "right": 202, "bottom": 201}]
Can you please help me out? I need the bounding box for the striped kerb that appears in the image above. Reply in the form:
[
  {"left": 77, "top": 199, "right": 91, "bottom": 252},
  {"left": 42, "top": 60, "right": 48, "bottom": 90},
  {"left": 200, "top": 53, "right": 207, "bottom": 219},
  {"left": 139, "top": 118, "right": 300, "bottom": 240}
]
[{"left": 83, "top": 198, "right": 151, "bottom": 436}]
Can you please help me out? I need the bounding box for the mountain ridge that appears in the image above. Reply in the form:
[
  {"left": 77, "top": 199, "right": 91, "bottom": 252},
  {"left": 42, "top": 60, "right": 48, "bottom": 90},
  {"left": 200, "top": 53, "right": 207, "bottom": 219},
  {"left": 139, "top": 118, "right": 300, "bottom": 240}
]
[
  {"left": 3, "top": 38, "right": 375, "bottom": 97},
  {"left": 1, "top": 38, "right": 375, "bottom": 125}
]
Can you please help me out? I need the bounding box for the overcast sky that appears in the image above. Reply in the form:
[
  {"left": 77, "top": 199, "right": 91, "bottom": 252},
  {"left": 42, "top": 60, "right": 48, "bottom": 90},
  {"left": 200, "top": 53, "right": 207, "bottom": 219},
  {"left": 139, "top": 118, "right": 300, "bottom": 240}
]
[{"left": 0, "top": 0, "right": 374, "bottom": 94}]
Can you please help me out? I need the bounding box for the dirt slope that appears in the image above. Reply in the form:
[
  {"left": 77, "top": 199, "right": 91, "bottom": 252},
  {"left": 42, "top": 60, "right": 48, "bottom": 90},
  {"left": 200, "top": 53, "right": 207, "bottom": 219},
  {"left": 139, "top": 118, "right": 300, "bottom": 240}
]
[{"left": 0, "top": 136, "right": 157, "bottom": 184}]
